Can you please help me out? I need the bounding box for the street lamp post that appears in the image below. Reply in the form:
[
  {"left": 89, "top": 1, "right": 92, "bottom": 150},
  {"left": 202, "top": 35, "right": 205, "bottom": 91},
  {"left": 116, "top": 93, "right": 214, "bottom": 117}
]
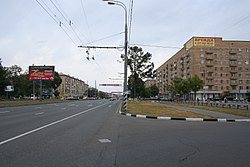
[{"left": 103, "top": 0, "right": 128, "bottom": 112}]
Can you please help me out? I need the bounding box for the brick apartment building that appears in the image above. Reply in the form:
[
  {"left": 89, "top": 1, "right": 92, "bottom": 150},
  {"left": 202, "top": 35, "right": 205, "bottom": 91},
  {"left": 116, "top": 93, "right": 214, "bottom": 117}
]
[
  {"left": 57, "top": 73, "right": 89, "bottom": 98},
  {"left": 145, "top": 79, "right": 156, "bottom": 88},
  {"left": 156, "top": 37, "right": 250, "bottom": 100}
]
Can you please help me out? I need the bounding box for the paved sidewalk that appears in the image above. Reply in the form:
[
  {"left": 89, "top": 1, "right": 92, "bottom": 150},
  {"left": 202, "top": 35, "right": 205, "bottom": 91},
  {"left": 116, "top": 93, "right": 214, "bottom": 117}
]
[{"left": 155, "top": 102, "right": 248, "bottom": 119}]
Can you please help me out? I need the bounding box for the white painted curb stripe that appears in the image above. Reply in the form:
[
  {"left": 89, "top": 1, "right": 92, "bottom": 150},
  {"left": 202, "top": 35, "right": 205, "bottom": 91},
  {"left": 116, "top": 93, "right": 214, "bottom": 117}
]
[
  {"left": 136, "top": 115, "right": 146, "bottom": 118},
  {"left": 186, "top": 118, "right": 203, "bottom": 122},
  {"left": 217, "top": 118, "right": 227, "bottom": 122},
  {"left": 235, "top": 119, "right": 250, "bottom": 122},
  {"left": 158, "top": 116, "right": 171, "bottom": 120},
  {"left": 119, "top": 112, "right": 250, "bottom": 123}
]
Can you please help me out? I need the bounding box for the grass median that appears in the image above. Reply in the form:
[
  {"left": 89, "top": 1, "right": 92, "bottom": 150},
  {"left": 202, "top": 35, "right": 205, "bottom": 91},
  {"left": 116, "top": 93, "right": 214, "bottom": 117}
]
[
  {"left": 127, "top": 101, "right": 212, "bottom": 118},
  {"left": 166, "top": 102, "right": 250, "bottom": 117}
]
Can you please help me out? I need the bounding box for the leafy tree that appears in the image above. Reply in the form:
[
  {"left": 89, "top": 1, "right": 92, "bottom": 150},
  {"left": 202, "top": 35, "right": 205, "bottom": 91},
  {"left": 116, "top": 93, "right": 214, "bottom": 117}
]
[
  {"left": 149, "top": 84, "right": 159, "bottom": 97},
  {"left": 166, "top": 76, "right": 203, "bottom": 100},
  {"left": 188, "top": 75, "right": 204, "bottom": 100},
  {"left": 127, "top": 46, "right": 155, "bottom": 79},
  {"left": 126, "top": 46, "right": 155, "bottom": 98},
  {"left": 128, "top": 74, "right": 145, "bottom": 98},
  {"left": 0, "top": 60, "right": 10, "bottom": 97}
]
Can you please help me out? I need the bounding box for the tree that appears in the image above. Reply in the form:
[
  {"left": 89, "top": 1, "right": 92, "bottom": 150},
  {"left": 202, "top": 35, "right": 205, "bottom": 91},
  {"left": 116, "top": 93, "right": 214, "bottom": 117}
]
[
  {"left": 127, "top": 46, "right": 155, "bottom": 79},
  {"left": 166, "top": 76, "right": 203, "bottom": 101},
  {"left": 0, "top": 60, "right": 10, "bottom": 97},
  {"left": 188, "top": 75, "right": 204, "bottom": 100},
  {"left": 149, "top": 84, "right": 159, "bottom": 97},
  {"left": 128, "top": 74, "right": 145, "bottom": 98},
  {"left": 126, "top": 46, "right": 155, "bottom": 98}
]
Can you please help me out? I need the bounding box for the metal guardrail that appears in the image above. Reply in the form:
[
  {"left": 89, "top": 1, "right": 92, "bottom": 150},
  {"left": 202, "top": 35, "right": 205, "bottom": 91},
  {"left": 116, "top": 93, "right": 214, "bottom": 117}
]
[{"left": 176, "top": 101, "right": 250, "bottom": 110}]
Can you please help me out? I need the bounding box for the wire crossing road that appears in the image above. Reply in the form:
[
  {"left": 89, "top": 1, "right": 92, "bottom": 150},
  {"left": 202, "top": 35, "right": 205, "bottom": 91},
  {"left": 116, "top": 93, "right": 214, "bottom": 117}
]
[{"left": 0, "top": 99, "right": 250, "bottom": 167}]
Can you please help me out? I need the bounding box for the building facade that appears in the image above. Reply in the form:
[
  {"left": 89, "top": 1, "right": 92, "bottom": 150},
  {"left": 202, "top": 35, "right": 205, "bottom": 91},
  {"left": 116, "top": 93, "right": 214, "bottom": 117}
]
[
  {"left": 145, "top": 79, "right": 156, "bottom": 88},
  {"left": 156, "top": 37, "right": 250, "bottom": 100},
  {"left": 57, "top": 74, "right": 88, "bottom": 97}
]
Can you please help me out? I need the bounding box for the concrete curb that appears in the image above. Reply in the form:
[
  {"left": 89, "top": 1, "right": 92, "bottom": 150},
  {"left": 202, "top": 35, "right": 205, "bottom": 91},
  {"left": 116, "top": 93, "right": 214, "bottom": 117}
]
[{"left": 119, "top": 111, "right": 250, "bottom": 122}]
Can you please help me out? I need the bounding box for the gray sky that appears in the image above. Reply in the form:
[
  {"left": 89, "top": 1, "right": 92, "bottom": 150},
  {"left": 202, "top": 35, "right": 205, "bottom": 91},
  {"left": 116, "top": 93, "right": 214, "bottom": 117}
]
[{"left": 1, "top": 0, "right": 250, "bottom": 92}]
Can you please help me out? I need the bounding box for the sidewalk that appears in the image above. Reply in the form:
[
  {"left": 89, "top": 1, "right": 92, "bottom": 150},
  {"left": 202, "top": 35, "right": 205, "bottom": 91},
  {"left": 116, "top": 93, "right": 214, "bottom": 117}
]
[{"left": 155, "top": 102, "right": 248, "bottom": 119}]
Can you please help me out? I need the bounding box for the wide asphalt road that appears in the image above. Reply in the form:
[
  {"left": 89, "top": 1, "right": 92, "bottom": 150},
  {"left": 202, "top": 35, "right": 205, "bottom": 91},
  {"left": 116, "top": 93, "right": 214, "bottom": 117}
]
[{"left": 0, "top": 99, "right": 250, "bottom": 167}]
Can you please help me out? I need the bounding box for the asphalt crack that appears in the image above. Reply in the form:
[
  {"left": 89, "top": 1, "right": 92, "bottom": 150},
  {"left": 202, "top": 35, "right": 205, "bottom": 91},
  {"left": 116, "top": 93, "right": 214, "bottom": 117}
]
[{"left": 176, "top": 136, "right": 200, "bottom": 165}]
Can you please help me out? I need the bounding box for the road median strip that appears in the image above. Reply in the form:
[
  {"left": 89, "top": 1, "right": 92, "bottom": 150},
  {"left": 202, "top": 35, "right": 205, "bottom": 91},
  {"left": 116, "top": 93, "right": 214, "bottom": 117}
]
[
  {"left": 118, "top": 101, "right": 250, "bottom": 122},
  {"left": 119, "top": 111, "right": 250, "bottom": 122}
]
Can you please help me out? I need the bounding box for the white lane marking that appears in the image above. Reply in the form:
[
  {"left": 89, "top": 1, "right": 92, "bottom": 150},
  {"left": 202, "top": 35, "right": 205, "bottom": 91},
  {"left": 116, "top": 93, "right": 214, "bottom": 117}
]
[
  {"left": 98, "top": 139, "right": 112, "bottom": 143},
  {"left": 35, "top": 112, "right": 44, "bottom": 115},
  {"left": 35, "top": 107, "right": 41, "bottom": 109},
  {"left": 0, "top": 111, "right": 11, "bottom": 114},
  {"left": 88, "top": 104, "right": 93, "bottom": 107},
  {"left": 108, "top": 105, "right": 112, "bottom": 108},
  {"left": 0, "top": 102, "right": 110, "bottom": 146},
  {"left": 61, "top": 108, "right": 66, "bottom": 110}
]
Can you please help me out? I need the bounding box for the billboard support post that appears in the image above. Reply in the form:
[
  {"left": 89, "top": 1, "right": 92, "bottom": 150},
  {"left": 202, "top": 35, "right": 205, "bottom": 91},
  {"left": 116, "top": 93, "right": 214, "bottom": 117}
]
[{"left": 40, "top": 80, "right": 42, "bottom": 100}]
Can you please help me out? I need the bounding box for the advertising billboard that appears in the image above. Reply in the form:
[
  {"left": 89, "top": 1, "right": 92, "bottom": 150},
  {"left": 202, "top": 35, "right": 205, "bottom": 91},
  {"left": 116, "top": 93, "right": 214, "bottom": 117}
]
[
  {"left": 193, "top": 38, "right": 215, "bottom": 47},
  {"left": 29, "top": 66, "right": 55, "bottom": 80},
  {"left": 185, "top": 37, "right": 215, "bottom": 50}
]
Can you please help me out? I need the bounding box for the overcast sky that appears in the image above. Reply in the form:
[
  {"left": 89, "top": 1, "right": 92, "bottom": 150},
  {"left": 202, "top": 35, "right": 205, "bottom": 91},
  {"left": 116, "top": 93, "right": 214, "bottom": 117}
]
[{"left": 1, "top": 0, "right": 250, "bottom": 93}]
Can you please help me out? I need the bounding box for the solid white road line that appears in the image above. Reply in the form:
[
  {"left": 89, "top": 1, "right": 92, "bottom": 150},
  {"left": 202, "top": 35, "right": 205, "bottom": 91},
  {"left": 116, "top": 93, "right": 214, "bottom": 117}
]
[
  {"left": 0, "top": 102, "right": 110, "bottom": 146},
  {"left": 0, "top": 111, "right": 11, "bottom": 114},
  {"left": 35, "top": 112, "right": 44, "bottom": 115},
  {"left": 98, "top": 139, "right": 112, "bottom": 143}
]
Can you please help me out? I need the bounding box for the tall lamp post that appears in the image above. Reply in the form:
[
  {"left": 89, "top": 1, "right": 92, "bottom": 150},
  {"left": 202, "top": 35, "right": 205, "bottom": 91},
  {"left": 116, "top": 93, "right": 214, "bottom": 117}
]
[{"left": 103, "top": 0, "right": 128, "bottom": 112}]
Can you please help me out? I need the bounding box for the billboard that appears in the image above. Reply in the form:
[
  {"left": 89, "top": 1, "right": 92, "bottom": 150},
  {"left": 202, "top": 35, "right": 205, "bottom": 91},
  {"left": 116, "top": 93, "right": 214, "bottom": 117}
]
[
  {"left": 185, "top": 37, "right": 215, "bottom": 50},
  {"left": 193, "top": 38, "right": 215, "bottom": 47},
  {"left": 5, "top": 85, "right": 14, "bottom": 92},
  {"left": 29, "top": 66, "right": 55, "bottom": 80}
]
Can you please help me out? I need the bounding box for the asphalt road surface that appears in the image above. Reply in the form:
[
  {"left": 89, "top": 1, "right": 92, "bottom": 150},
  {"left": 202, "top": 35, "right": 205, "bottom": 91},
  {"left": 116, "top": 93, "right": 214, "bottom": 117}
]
[{"left": 0, "top": 99, "right": 250, "bottom": 167}]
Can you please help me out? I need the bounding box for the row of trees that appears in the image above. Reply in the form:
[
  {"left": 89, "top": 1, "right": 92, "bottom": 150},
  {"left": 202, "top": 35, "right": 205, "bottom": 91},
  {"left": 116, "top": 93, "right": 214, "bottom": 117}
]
[
  {"left": 166, "top": 75, "right": 204, "bottom": 100},
  {"left": 0, "top": 61, "right": 62, "bottom": 99}
]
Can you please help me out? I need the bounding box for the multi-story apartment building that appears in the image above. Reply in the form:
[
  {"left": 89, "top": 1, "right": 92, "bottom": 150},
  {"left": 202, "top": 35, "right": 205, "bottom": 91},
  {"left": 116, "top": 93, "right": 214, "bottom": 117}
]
[
  {"left": 156, "top": 37, "right": 250, "bottom": 100},
  {"left": 57, "top": 73, "right": 89, "bottom": 97},
  {"left": 145, "top": 79, "right": 156, "bottom": 88}
]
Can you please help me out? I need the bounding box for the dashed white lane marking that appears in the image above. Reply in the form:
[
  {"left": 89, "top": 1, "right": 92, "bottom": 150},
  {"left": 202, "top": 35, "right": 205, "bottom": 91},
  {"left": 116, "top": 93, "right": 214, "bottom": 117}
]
[
  {"left": 88, "top": 104, "right": 93, "bottom": 107},
  {"left": 0, "top": 111, "right": 11, "bottom": 114},
  {"left": 108, "top": 105, "right": 112, "bottom": 108},
  {"left": 0, "top": 102, "right": 110, "bottom": 146},
  {"left": 61, "top": 108, "right": 66, "bottom": 110},
  {"left": 35, "top": 112, "right": 44, "bottom": 115},
  {"left": 35, "top": 107, "right": 42, "bottom": 109},
  {"left": 98, "top": 139, "right": 112, "bottom": 143}
]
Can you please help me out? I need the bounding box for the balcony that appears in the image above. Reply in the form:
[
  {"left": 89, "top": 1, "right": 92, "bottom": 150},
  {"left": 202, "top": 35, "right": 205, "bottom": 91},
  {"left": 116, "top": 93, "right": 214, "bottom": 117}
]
[
  {"left": 207, "top": 82, "right": 214, "bottom": 86},
  {"left": 206, "top": 50, "right": 213, "bottom": 54},
  {"left": 206, "top": 56, "right": 213, "bottom": 60},
  {"left": 229, "top": 57, "right": 237, "bottom": 60},
  {"left": 230, "top": 82, "right": 237, "bottom": 86},
  {"left": 229, "top": 50, "right": 237, "bottom": 54},
  {"left": 230, "top": 76, "right": 237, "bottom": 79},
  {"left": 206, "top": 62, "right": 214, "bottom": 66},
  {"left": 229, "top": 70, "right": 237, "bottom": 73}
]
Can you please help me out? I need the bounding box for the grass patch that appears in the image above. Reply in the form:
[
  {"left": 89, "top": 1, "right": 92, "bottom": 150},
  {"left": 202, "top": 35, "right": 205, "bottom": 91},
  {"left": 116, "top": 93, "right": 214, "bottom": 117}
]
[
  {"left": 166, "top": 102, "right": 250, "bottom": 117},
  {"left": 128, "top": 101, "right": 212, "bottom": 118},
  {"left": 0, "top": 99, "right": 68, "bottom": 107}
]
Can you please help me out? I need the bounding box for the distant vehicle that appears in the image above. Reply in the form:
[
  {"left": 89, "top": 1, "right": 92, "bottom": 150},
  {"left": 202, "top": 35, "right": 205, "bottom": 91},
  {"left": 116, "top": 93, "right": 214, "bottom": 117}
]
[
  {"left": 110, "top": 98, "right": 116, "bottom": 101},
  {"left": 225, "top": 96, "right": 234, "bottom": 101},
  {"left": 210, "top": 97, "right": 221, "bottom": 101},
  {"left": 65, "top": 96, "right": 79, "bottom": 100}
]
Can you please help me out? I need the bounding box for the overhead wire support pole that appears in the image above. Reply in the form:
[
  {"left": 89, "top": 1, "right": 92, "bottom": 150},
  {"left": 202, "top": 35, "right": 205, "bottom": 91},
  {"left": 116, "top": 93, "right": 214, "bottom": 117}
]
[{"left": 103, "top": 0, "right": 128, "bottom": 112}]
